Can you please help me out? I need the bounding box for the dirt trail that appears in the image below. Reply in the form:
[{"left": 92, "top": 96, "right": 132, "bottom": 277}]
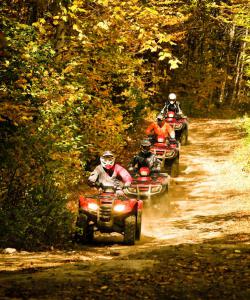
[
  {"left": 142, "top": 119, "right": 250, "bottom": 245},
  {"left": 0, "top": 119, "right": 250, "bottom": 299}
]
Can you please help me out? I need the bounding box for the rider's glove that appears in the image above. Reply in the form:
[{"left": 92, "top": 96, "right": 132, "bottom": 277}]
[
  {"left": 169, "top": 138, "right": 176, "bottom": 143},
  {"left": 90, "top": 181, "right": 101, "bottom": 188},
  {"left": 88, "top": 179, "right": 96, "bottom": 187},
  {"left": 116, "top": 189, "right": 125, "bottom": 196},
  {"left": 169, "top": 132, "right": 175, "bottom": 139},
  {"left": 128, "top": 166, "right": 134, "bottom": 172},
  {"left": 124, "top": 182, "right": 131, "bottom": 188},
  {"left": 154, "top": 167, "right": 161, "bottom": 173}
]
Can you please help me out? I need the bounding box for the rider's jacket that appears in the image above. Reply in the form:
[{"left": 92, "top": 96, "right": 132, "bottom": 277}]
[
  {"left": 161, "top": 100, "right": 182, "bottom": 115},
  {"left": 88, "top": 163, "right": 132, "bottom": 189},
  {"left": 130, "top": 151, "right": 161, "bottom": 172},
  {"left": 146, "top": 121, "right": 175, "bottom": 138}
]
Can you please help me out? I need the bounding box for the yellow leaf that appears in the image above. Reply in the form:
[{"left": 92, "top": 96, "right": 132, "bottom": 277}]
[
  {"left": 21, "top": 116, "right": 33, "bottom": 121},
  {"left": 98, "top": 0, "right": 109, "bottom": 6},
  {"left": 169, "top": 58, "right": 182, "bottom": 70},
  {"left": 145, "top": 7, "right": 159, "bottom": 15},
  {"left": 97, "top": 21, "right": 109, "bottom": 31},
  {"left": 40, "top": 18, "right": 46, "bottom": 24},
  {"left": 32, "top": 22, "right": 39, "bottom": 28},
  {"left": 158, "top": 51, "right": 172, "bottom": 61},
  {"left": 73, "top": 24, "right": 81, "bottom": 32}
]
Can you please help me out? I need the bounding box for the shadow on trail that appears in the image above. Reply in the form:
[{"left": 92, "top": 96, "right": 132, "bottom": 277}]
[
  {"left": 0, "top": 233, "right": 249, "bottom": 300},
  {"left": 190, "top": 211, "right": 250, "bottom": 224}
]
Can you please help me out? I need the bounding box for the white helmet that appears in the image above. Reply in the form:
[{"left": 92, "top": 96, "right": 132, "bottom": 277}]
[
  {"left": 100, "top": 151, "right": 115, "bottom": 169},
  {"left": 168, "top": 93, "right": 177, "bottom": 100}
]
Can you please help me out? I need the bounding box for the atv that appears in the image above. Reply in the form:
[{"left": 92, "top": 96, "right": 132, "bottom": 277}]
[
  {"left": 125, "top": 166, "right": 169, "bottom": 204},
  {"left": 165, "top": 111, "right": 188, "bottom": 145},
  {"left": 150, "top": 135, "right": 180, "bottom": 177},
  {"left": 76, "top": 186, "right": 143, "bottom": 245}
]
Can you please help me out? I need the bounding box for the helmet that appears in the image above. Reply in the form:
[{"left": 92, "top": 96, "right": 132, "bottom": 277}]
[
  {"left": 156, "top": 114, "right": 164, "bottom": 122},
  {"left": 100, "top": 151, "right": 115, "bottom": 169},
  {"left": 140, "top": 139, "right": 151, "bottom": 153},
  {"left": 168, "top": 93, "right": 176, "bottom": 101}
]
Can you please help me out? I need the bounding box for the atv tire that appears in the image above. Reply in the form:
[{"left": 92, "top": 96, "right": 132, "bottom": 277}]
[
  {"left": 75, "top": 213, "right": 94, "bottom": 244},
  {"left": 171, "top": 157, "right": 179, "bottom": 177},
  {"left": 124, "top": 215, "right": 136, "bottom": 245},
  {"left": 135, "top": 211, "right": 142, "bottom": 240},
  {"left": 180, "top": 129, "right": 188, "bottom": 145}
]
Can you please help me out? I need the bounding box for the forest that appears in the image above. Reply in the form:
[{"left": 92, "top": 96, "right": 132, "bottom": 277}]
[{"left": 0, "top": 0, "right": 249, "bottom": 247}]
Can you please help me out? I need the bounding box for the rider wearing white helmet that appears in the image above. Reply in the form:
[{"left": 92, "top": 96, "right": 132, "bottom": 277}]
[
  {"left": 161, "top": 92, "right": 183, "bottom": 116},
  {"left": 88, "top": 151, "right": 132, "bottom": 195}
]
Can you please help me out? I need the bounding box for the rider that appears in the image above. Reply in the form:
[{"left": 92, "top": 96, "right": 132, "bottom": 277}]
[
  {"left": 88, "top": 151, "right": 132, "bottom": 195},
  {"left": 146, "top": 114, "right": 175, "bottom": 144},
  {"left": 161, "top": 93, "right": 183, "bottom": 116},
  {"left": 129, "top": 139, "right": 161, "bottom": 174}
]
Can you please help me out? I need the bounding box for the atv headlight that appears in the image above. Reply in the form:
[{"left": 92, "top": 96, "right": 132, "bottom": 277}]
[
  {"left": 127, "top": 187, "right": 137, "bottom": 193},
  {"left": 88, "top": 202, "right": 99, "bottom": 211},
  {"left": 114, "top": 204, "right": 126, "bottom": 212},
  {"left": 151, "top": 186, "right": 161, "bottom": 193}
]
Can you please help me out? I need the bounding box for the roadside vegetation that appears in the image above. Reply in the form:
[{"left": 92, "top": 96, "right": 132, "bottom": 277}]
[{"left": 240, "top": 117, "right": 250, "bottom": 171}]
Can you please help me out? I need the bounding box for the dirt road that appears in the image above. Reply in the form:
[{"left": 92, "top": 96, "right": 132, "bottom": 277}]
[{"left": 0, "top": 119, "right": 249, "bottom": 299}]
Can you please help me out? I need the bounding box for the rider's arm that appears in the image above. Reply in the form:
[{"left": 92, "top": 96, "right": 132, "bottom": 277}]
[
  {"left": 116, "top": 164, "right": 133, "bottom": 184},
  {"left": 166, "top": 123, "right": 175, "bottom": 139},
  {"left": 154, "top": 158, "right": 162, "bottom": 172},
  {"left": 88, "top": 166, "right": 100, "bottom": 186},
  {"left": 145, "top": 123, "right": 155, "bottom": 136},
  {"left": 176, "top": 101, "right": 183, "bottom": 114},
  {"left": 151, "top": 155, "right": 161, "bottom": 172},
  {"left": 161, "top": 103, "right": 167, "bottom": 114},
  {"left": 128, "top": 156, "right": 137, "bottom": 171}
]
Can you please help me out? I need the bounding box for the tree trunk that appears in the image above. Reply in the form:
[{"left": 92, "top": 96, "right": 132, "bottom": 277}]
[
  {"left": 231, "top": 28, "right": 248, "bottom": 106},
  {"left": 236, "top": 28, "right": 248, "bottom": 104},
  {"left": 219, "top": 24, "right": 235, "bottom": 104}
]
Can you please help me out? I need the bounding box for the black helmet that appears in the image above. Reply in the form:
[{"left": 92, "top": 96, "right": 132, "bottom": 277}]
[{"left": 140, "top": 139, "right": 151, "bottom": 153}]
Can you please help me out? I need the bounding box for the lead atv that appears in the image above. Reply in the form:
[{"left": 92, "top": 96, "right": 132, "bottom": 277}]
[
  {"left": 150, "top": 135, "right": 180, "bottom": 177},
  {"left": 124, "top": 167, "right": 169, "bottom": 206},
  {"left": 165, "top": 111, "right": 188, "bottom": 145},
  {"left": 75, "top": 186, "right": 143, "bottom": 245}
]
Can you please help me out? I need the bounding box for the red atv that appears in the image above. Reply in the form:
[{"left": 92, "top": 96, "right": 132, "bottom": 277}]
[
  {"left": 124, "top": 167, "right": 169, "bottom": 205},
  {"left": 150, "top": 135, "right": 180, "bottom": 177},
  {"left": 165, "top": 111, "right": 188, "bottom": 145},
  {"left": 76, "top": 186, "right": 143, "bottom": 245}
]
